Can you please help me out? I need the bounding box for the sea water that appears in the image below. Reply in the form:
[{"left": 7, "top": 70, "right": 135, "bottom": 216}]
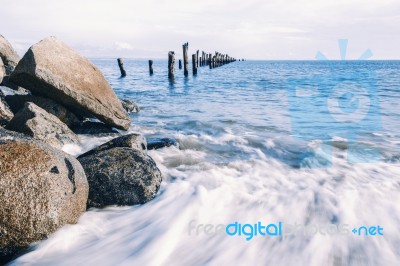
[{"left": 11, "top": 60, "right": 400, "bottom": 265}]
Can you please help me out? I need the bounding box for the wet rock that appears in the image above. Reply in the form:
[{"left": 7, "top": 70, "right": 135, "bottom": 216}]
[
  {"left": 5, "top": 94, "right": 80, "bottom": 127},
  {"left": 0, "top": 128, "right": 88, "bottom": 261},
  {"left": 10, "top": 37, "right": 130, "bottom": 130},
  {"left": 71, "top": 121, "right": 120, "bottom": 136},
  {"left": 0, "top": 34, "right": 20, "bottom": 75},
  {"left": 78, "top": 147, "right": 162, "bottom": 208},
  {"left": 0, "top": 93, "right": 13, "bottom": 127},
  {"left": 5, "top": 102, "right": 80, "bottom": 149},
  {"left": 147, "top": 137, "right": 178, "bottom": 150},
  {"left": 78, "top": 133, "right": 146, "bottom": 158},
  {"left": 120, "top": 98, "right": 140, "bottom": 113}
]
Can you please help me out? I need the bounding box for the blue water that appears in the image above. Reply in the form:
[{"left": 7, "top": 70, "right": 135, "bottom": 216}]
[
  {"left": 13, "top": 60, "right": 400, "bottom": 266},
  {"left": 104, "top": 60, "right": 400, "bottom": 166}
]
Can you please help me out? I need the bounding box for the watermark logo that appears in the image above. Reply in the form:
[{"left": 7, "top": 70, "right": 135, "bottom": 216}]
[
  {"left": 287, "top": 39, "right": 382, "bottom": 168},
  {"left": 188, "top": 220, "right": 384, "bottom": 241}
]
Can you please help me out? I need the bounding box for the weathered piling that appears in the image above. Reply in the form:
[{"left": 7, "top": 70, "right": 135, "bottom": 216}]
[
  {"left": 117, "top": 58, "right": 126, "bottom": 77},
  {"left": 182, "top": 42, "right": 189, "bottom": 77},
  {"left": 169, "top": 46, "right": 235, "bottom": 74},
  {"left": 168, "top": 51, "right": 175, "bottom": 79},
  {"left": 148, "top": 60, "right": 154, "bottom": 75},
  {"left": 199, "top": 52, "right": 202, "bottom": 66},
  {"left": 192, "top": 54, "right": 197, "bottom": 75}
]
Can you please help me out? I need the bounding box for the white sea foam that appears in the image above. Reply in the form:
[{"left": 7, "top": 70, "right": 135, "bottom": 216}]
[{"left": 12, "top": 131, "right": 400, "bottom": 266}]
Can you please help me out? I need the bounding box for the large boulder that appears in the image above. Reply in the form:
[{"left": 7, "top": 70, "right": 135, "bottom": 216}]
[
  {"left": 78, "top": 133, "right": 146, "bottom": 158},
  {"left": 9, "top": 37, "right": 130, "bottom": 130},
  {"left": 0, "top": 57, "right": 5, "bottom": 84},
  {"left": 78, "top": 147, "right": 162, "bottom": 208},
  {"left": 5, "top": 94, "right": 80, "bottom": 127},
  {"left": 0, "top": 35, "right": 20, "bottom": 75},
  {"left": 0, "top": 128, "right": 88, "bottom": 261},
  {"left": 0, "top": 93, "right": 13, "bottom": 127},
  {"left": 6, "top": 102, "right": 80, "bottom": 149}
]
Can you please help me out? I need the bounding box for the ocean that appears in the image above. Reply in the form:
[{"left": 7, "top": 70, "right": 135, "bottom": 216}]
[{"left": 11, "top": 60, "right": 400, "bottom": 265}]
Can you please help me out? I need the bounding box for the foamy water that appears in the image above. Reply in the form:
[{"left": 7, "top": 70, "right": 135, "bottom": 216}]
[{"left": 10, "top": 60, "right": 400, "bottom": 265}]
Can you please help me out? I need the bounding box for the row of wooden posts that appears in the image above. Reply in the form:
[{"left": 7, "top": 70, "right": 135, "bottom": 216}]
[
  {"left": 169, "top": 42, "right": 237, "bottom": 79},
  {"left": 117, "top": 42, "right": 239, "bottom": 79}
]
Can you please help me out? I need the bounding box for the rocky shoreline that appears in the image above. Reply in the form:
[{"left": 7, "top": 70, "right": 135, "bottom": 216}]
[{"left": 0, "top": 35, "right": 172, "bottom": 263}]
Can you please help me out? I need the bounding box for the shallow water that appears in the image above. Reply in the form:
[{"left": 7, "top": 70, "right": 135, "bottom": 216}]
[{"left": 12, "top": 60, "right": 400, "bottom": 265}]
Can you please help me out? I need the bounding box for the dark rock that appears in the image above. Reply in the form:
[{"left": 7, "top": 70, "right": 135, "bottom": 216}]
[
  {"left": 121, "top": 98, "right": 140, "bottom": 113},
  {"left": 5, "top": 94, "right": 80, "bottom": 127},
  {"left": 0, "top": 94, "right": 13, "bottom": 127},
  {"left": 78, "top": 147, "right": 162, "bottom": 208},
  {"left": 0, "top": 75, "right": 28, "bottom": 92},
  {"left": 71, "top": 121, "right": 120, "bottom": 136},
  {"left": 0, "top": 128, "right": 88, "bottom": 260},
  {"left": 147, "top": 138, "right": 178, "bottom": 150},
  {"left": 9, "top": 37, "right": 130, "bottom": 130},
  {"left": 5, "top": 102, "right": 80, "bottom": 149},
  {"left": 78, "top": 133, "right": 146, "bottom": 158},
  {"left": 0, "top": 35, "right": 20, "bottom": 75}
]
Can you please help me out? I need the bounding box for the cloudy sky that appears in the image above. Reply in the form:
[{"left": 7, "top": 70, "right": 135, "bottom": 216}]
[{"left": 1, "top": 0, "right": 399, "bottom": 59}]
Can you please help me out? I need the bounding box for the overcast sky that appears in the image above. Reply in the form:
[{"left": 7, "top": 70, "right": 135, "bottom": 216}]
[{"left": 1, "top": 0, "right": 399, "bottom": 59}]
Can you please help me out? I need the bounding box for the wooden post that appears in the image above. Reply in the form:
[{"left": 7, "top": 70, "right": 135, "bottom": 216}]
[
  {"left": 168, "top": 51, "right": 175, "bottom": 79},
  {"left": 179, "top": 59, "right": 182, "bottom": 69},
  {"left": 182, "top": 42, "right": 189, "bottom": 77},
  {"left": 117, "top": 58, "right": 126, "bottom": 77},
  {"left": 208, "top": 53, "right": 212, "bottom": 68},
  {"left": 148, "top": 60, "right": 154, "bottom": 75},
  {"left": 199, "top": 56, "right": 202, "bottom": 67},
  {"left": 196, "top": 50, "right": 199, "bottom": 68},
  {"left": 192, "top": 54, "right": 197, "bottom": 75}
]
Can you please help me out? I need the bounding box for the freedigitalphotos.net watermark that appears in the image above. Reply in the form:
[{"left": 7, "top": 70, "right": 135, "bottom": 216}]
[{"left": 188, "top": 220, "right": 384, "bottom": 241}]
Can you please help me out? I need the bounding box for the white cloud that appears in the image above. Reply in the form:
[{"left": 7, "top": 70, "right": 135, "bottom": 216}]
[
  {"left": 114, "top": 42, "right": 134, "bottom": 51},
  {"left": 0, "top": 0, "right": 399, "bottom": 59}
]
